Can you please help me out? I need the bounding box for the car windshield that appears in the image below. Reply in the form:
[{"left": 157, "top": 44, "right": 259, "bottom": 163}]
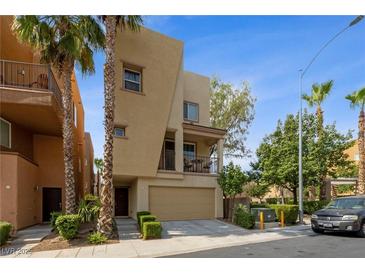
[{"left": 326, "top": 198, "right": 365, "bottom": 210}]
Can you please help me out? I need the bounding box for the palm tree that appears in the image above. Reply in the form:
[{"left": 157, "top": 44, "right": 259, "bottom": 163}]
[
  {"left": 97, "top": 16, "right": 143, "bottom": 237},
  {"left": 12, "top": 16, "right": 105, "bottom": 214},
  {"left": 346, "top": 87, "right": 365, "bottom": 195},
  {"left": 302, "top": 80, "right": 334, "bottom": 200}
]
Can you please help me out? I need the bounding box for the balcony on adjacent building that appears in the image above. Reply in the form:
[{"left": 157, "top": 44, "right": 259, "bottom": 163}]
[{"left": 0, "top": 59, "right": 62, "bottom": 107}]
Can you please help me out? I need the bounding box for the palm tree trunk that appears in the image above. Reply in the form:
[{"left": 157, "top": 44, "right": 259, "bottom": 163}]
[
  {"left": 357, "top": 109, "right": 365, "bottom": 194},
  {"left": 317, "top": 106, "right": 327, "bottom": 200},
  {"left": 62, "top": 61, "right": 76, "bottom": 214},
  {"left": 97, "top": 16, "right": 117, "bottom": 237}
]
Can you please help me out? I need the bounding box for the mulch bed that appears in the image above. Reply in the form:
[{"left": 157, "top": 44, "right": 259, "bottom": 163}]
[{"left": 31, "top": 223, "right": 119, "bottom": 253}]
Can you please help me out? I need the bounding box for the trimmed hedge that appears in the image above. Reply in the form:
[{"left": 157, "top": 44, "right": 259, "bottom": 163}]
[
  {"left": 234, "top": 204, "right": 255, "bottom": 229},
  {"left": 137, "top": 211, "right": 151, "bottom": 227},
  {"left": 268, "top": 204, "right": 299, "bottom": 224},
  {"left": 303, "top": 200, "right": 329, "bottom": 215},
  {"left": 250, "top": 203, "right": 269, "bottom": 209},
  {"left": 265, "top": 198, "right": 293, "bottom": 204},
  {"left": 143, "top": 222, "right": 162, "bottom": 240},
  {"left": 140, "top": 215, "right": 156, "bottom": 232},
  {"left": 0, "top": 221, "right": 12, "bottom": 246},
  {"left": 55, "top": 214, "right": 81, "bottom": 240},
  {"left": 50, "top": 212, "right": 62, "bottom": 230}
]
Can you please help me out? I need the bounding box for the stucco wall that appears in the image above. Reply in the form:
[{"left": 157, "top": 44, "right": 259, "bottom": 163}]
[
  {"left": 113, "top": 27, "right": 183, "bottom": 177},
  {"left": 183, "top": 71, "right": 211, "bottom": 127}
]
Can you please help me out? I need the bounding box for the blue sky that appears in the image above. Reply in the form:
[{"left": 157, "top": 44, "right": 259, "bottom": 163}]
[{"left": 77, "top": 16, "right": 365, "bottom": 170}]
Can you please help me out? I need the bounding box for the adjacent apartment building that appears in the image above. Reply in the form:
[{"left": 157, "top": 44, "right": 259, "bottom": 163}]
[
  {"left": 112, "top": 27, "right": 226, "bottom": 220},
  {"left": 0, "top": 16, "right": 94, "bottom": 230}
]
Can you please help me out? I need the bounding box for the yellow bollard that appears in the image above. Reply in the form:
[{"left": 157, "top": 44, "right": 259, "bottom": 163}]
[
  {"left": 260, "top": 211, "right": 264, "bottom": 230},
  {"left": 280, "top": 210, "right": 285, "bottom": 228}
]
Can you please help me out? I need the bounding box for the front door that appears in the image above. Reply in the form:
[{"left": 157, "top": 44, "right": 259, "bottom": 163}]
[
  {"left": 42, "top": 187, "right": 62, "bottom": 222},
  {"left": 115, "top": 187, "right": 129, "bottom": 216}
]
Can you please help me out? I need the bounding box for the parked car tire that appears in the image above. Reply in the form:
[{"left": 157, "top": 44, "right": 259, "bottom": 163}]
[
  {"left": 356, "top": 220, "right": 365, "bottom": 238},
  {"left": 312, "top": 227, "right": 324, "bottom": 234}
]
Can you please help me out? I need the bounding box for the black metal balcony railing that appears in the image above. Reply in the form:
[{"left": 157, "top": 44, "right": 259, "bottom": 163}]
[
  {"left": 0, "top": 59, "right": 62, "bottom": 108},
  {"left": 184, "top": 154, "right": 218, "bottom": 174}
]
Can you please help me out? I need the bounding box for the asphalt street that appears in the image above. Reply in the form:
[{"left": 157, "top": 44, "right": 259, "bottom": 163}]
[{"left": 163, "top": 230, "right": 365, "bottom": 258}]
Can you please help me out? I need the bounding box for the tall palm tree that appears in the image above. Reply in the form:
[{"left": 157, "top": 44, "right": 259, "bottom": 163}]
[
  {"left": 97, "top": 16, "right": 143, "bottom": 237},
  {"left": 346, "top": 87, "right": 365, "bottom": 195},
  {"left": 13, "top": 16, "right": 105, "bottom": 213},
  {"left": 302, "top": 80, "right": 334, "bottom": 200}
]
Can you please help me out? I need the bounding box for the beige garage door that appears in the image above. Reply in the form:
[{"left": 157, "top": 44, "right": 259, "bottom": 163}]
[{"left": 149, "top": 186, "right": 215, "bottom": 220}]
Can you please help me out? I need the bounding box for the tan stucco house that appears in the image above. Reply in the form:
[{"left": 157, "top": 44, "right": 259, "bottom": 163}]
[
  {"left": 112, "top": 27, "right": 226, "bottom": 221},
  {"left": 0, "top": 16, "right": 94, "bottom": 230}
]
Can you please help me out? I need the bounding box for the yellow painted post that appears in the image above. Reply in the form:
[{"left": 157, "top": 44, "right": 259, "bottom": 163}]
[
  {"left": 281, "top": 210, "right": 285, "bottom": 227},
  {"left": 260, "top": 211, "right": 264, "bottom": 230}
]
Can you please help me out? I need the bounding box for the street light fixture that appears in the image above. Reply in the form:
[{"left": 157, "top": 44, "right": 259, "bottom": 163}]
[{"left": 298, "top": 15, "right": 364, "bottom": 224}]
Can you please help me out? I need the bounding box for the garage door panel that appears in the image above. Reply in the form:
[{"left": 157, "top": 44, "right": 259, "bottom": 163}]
[{"left": 149, "top": 186, "right": 215, "bottom": 220}]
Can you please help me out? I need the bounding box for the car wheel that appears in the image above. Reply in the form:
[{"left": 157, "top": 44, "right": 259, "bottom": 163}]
[
  {"left": 312, "top": 227, "right": 324, "bottom": 234},
  {"left": 356, "top": 221, "right": 365, "bottom": 238}
]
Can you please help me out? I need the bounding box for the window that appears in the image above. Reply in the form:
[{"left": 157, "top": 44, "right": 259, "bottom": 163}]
[
  {"left": 183, "top": 102, "right": 199, "bottom": 122},
  {"left": 114, "top": 127, "right": 126, "bottom": 137},
  {"left": 124, "top": 69, "right": 141, "bottom": 92},
  {"left": 355, "top": 153, "right": 360, "bottom": 161},
  {"left": 183, "top": 142, "right": 196, "bottom": 159},
  {"left": 0, "top": 118, "right": 11, "bottom": 148}
]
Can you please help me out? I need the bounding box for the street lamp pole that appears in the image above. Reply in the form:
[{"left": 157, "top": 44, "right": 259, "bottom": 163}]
[{"left": 298, "top": 15, "right": 364, "bottom": 224}]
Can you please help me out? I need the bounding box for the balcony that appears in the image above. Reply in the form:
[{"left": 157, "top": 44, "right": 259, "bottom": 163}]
[
  {"left": 0, "top": 59, "right": 63, "bottom": 135},
  {"left": 183, "top": 154, "right": 218, "bottom": 174},
  {"left": 0, "top": 59, "right": 62, "bottom": 108}
]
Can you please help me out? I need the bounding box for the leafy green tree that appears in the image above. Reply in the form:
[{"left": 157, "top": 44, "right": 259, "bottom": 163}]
[
  {"left": 12, "top": 16, "right": 104, "bottom": 214},
  {"left": 218, "top": 162, "right": 248, "bottom": 219},
  {"left": 252, "top": 111, "right": 354, "bottom": 204},
  {"left": 346, "top": 87, "right": 365, "bottom": 194},
  {"left": 210, "top": 77, "right": 255, "bottom": 158}
]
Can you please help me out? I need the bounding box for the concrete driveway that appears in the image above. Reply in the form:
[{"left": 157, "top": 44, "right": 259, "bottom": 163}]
[{"left": 161, "top": 219, "right": 247, "bottom": 238}]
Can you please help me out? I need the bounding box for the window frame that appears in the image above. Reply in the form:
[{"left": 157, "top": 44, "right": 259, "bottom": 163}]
[
  {"left": 114, "top": 126, "right": 126, "bottom": 138},
  {"left": 0, "top": 117, "right": 11, "bottom": 149},
  {"left": 123, "top": 68, "right": 142, "bottom": 93},
  {"left": 183, "top": 101, "right": 199, "bottom": 122}
]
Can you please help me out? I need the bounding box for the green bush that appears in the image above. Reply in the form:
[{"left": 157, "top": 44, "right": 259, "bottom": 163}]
[
  {"left": 140, "top": 215, "right": 156, "bottom": 232},
  {"left": 268, "top": 204, "right": 299, "bottom": 224},
  {"left": 0, "top": 221, "right": 12, "bottom": 246},
  {"left": 137, "top": 211, "right": 151, "bottom": 227},
  {"left": 234, "top": 204, "right": 255, "bottom": 229},
  {"left": 265, "top": 198, "right": 293, "bottom": 204},
  {"left": 250, "top": 203, "right": 269, "bottom": 209},
  {"left": 303, "top": 200, "right": 329, "bottom": 215},
  {"left": 142, "top": 222, "right": 162, "bottom": 240},
  {"left": 50, "top": 212, "right": 62, "bottom": 230},
  {"left": 78, "top": 194, "right": 101, "bottom": 223},
  {"left": 55, "top": 214, "right": 81, "bottom": 240},
  {"left": 87, "top": 231, "right": 107, "bottom": 245}
]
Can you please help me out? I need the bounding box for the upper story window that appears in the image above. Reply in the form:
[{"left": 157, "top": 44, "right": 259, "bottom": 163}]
[
  {"left": 124, "top": 69, "right": 141, "bottom": 92},
  {"left": 114, "top": 127, "right": 126, "bottom": 138},
  {"left": 73, "top": 103, "right": 77, "bottom": 127},
  {"left": 183, "top": 142, "right": 196, "bottom": 159},
  {"left": 0, "top": 117, "right": 11, "bottom": 148},
  {"left": 183, "top": 101, "right": 199, "bottom": 122}
]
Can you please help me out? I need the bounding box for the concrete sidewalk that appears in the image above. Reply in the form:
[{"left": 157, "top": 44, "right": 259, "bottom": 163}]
[{"left": 3, "top": 223, "right": 311, "bottom": 258}]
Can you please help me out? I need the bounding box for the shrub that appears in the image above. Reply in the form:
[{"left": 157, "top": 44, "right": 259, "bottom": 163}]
[
  {"left": 234, "top": 204, "right": 255, "bottom": 229},
  {"left": 55, "top": 214, "right": 81, "bottom": 240},
  {"left": 142, "top": 222, "right": 162, "bottom": 240},
  {"left": 78, "top": 194, "right": 101, "bottom": 223},
  {"left": 250, "top": 203, "right": 269, "bottom": 209},
  {"left": 87, "top": 231, "right": 108, "bottom": 245},
  {"left": 303, "top": 200, "right": 329, "bottom": 215},
  {"left": 50, "top": 212, "right": 62, "bottom": 230},
  {"left": 137, "top": 211, "right": 151, "bottom": 227},
  {"left": 140, "top": 215, "right": 156, "bottom": 232},
  {"left": 265, "top": 197, "right": 293, "bottom": 204},
  {"left": 268, "top": 204, "right": 299, "bottom": 224},
  {"left": 0, "top": 221, "right": 12, "bottom": 246}
]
